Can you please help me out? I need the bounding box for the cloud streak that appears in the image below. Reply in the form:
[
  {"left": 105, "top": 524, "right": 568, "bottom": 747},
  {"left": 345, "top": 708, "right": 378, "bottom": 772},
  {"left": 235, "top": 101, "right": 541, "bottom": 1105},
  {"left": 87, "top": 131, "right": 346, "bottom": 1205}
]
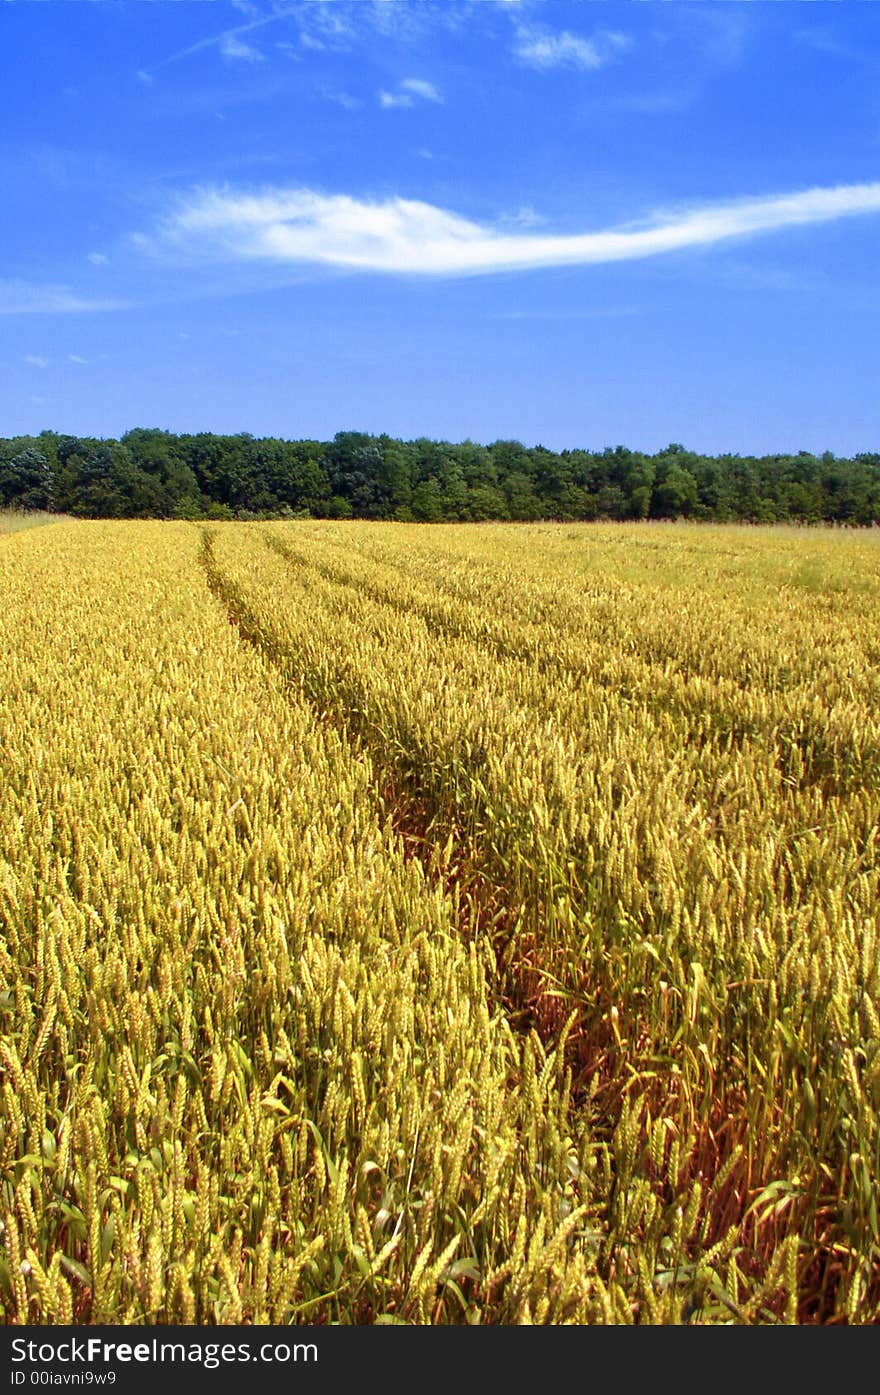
[
  {"left": 156, "top": 180, "right": 880, "bottom": 278},
  {"left": 145, "top": 10, "right": 285, "bottom": 74},
  {"left": 0, "top": 279, "right": 126, "bottom": 315},
  {"left": 379, "top": 77, "right": 443, "bottom": 108},
  {"left": 512, "top": 24, "right": 629, "bottom": 72},
  {"left": 400, "top": 78, "right": 442, "bottom": 103},
  {"left": 220, "top": 34, "right": 265, "bottom": 63}
]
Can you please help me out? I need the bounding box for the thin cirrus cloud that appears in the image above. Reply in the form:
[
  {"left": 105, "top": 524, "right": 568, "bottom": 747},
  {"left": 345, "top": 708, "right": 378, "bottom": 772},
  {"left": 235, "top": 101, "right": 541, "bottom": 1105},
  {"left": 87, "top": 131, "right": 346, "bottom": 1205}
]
[
  {"left": 143, "top": 12, "right": 282, "bottom": 74},
  {"left": 1, "top": 279, "right": 125, "bottom": 315},
  {"left": 512, "top": 25, "right": 630, "bottom": 72},
  {"left": 219, "top": 34, "right": 265, "bottom": 63},
  {"left": 155, "top": 180, "right": 880, "bottom": 279},
  {"left": 379, "top": 78, "right": 443, "bottom": 109}
]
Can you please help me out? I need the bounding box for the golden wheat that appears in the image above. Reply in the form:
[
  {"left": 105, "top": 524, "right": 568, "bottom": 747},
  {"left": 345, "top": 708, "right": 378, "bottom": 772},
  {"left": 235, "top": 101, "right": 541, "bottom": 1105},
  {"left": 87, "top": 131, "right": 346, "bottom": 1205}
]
[{"left": 1, "top": 518, "right": 878, "bottom": 1324}]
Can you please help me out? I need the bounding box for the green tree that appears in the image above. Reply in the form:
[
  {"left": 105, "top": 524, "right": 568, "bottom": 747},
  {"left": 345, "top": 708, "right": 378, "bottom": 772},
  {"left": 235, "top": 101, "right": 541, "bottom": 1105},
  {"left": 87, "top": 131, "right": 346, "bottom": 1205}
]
[
  {"left": 467, "top": 483, "right": 509, "bottom": 521},
  {"left": 503, "top": 471, "right": 543, "bottom": 521},
  {"left": 411, "top": 478, "right": 445, "bottom": 522},
  {"left": 0, "top": 448, "right": 54, "bottom": 510},
  {"left": 653, "top": 463, "right": 699, "bottom": 518}
]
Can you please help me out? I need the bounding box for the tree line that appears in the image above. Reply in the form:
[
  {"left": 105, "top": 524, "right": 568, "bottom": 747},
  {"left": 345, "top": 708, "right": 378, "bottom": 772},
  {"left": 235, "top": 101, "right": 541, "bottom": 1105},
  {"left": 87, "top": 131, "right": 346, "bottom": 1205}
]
[{"left": 2, "top": 428, "right": 879, "bottom": 524}]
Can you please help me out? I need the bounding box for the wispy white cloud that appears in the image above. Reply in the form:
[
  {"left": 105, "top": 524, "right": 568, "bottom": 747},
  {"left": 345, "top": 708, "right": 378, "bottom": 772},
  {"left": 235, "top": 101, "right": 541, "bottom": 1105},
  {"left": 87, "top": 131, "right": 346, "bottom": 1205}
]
[
  {"left": 513, "top": 25, "right": 629, "bottom": 73},
  {"left": 379, "top": 89, "right": 414, "bottom": 110},
  {"left": 323, "top": 89, "right": 362, "bottom": 110},
  {"left": 294, "top": 4, "right": 355, "bottom": 52},
  {"left": 68, "top": 354, "right": 89, "bottom": 365},
  {"left": 152, "top": 180, "right": 880, "bottom": 279},
  {"left": 379, "top": 77, "right": 442, "bottom": 109},
  {"left": 24, "top": 354, "right": 49, "bottom": 368},
  {"left": 793, "top": 27, "right": 864, "bottom": 63},
  {"left": 401, "top": 78, "right": 442, "bottom": 103},
  {"left": 0, "top": 279, "right": 124, "bottom": 316},
  {"left": 500, "top": 205, "right": 547, "bottom": 229},
  {"left": 220, "top": 34, "right": 265, "bottom": 63},
  {"left": 514, "top": 27, "right": 600, "bottom": 71},
  {"left": 145, "top": 11, "right": 285, "bottom": 74},
  {"left": 87, "top": 252, "right": 109, "bottom": 266}
]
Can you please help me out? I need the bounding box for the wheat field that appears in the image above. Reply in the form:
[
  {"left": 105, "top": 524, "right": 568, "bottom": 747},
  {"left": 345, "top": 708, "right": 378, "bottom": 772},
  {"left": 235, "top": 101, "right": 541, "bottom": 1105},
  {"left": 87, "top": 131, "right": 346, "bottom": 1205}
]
[
  {"left": 0, "top": 510, "right": 69, "bottom": 536},
  {"left": 1, "top": 519, "right": 878, "bottom": 1324}
]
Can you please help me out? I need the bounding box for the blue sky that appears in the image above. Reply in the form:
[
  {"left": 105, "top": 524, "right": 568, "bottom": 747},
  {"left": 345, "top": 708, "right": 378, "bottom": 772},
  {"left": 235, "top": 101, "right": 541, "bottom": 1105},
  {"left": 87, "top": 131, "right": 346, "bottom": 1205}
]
[{"left": 2, "top": 0, "right": 880, "bottom": 455}]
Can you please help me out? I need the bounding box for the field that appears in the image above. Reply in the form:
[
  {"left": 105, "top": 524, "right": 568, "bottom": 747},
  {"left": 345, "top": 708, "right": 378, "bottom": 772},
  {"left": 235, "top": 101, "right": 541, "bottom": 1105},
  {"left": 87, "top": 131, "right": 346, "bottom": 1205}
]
[
  {"left": 0, "top": 510, "right": 69, "bottom": 536},
  {"left": 1, "top": 518, "right": 879, "bottom": 1325}
]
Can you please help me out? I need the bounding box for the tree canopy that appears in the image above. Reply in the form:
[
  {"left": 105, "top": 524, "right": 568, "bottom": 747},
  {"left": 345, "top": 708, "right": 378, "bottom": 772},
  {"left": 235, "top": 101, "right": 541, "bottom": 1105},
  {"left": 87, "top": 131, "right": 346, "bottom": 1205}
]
[{"left": 2, "top": 427, "right": 878, "bottom": 525}]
